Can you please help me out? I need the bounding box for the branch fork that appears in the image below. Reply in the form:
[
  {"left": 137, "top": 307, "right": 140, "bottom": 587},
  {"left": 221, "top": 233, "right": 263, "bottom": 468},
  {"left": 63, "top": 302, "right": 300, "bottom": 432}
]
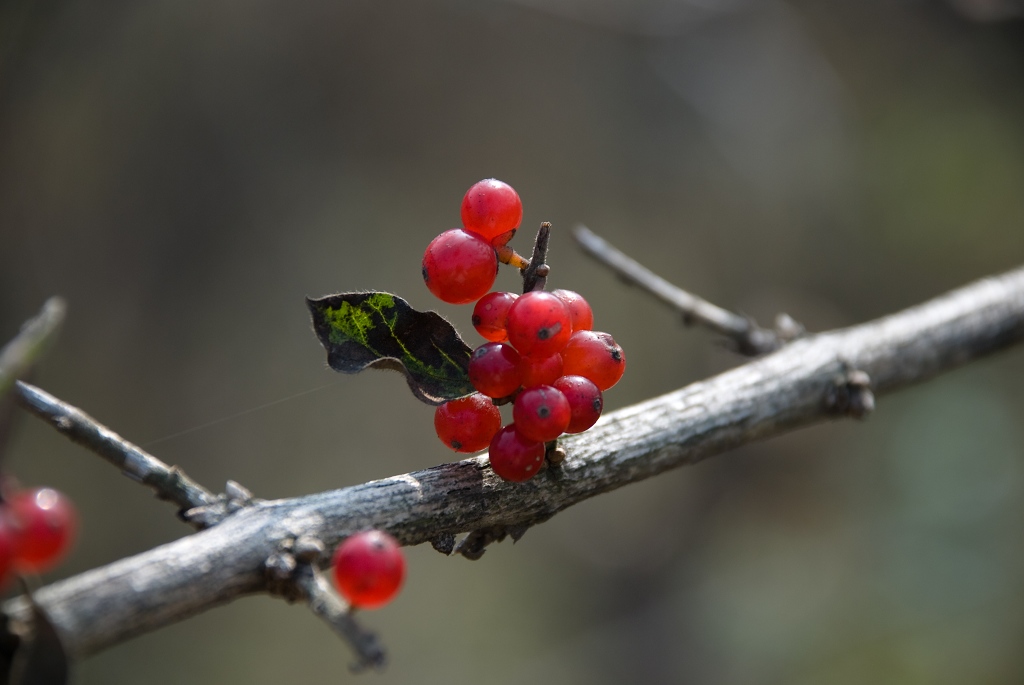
[
  {"left": 263, "top": 534, "right": 384, "bottom": 671},
  {"left": 9, "top": 366, "right": 387, "bottom": 669}
]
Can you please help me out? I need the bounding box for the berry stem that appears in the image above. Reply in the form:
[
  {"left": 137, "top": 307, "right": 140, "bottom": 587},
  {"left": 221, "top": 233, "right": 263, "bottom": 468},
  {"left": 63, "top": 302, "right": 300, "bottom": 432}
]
[
  {"left": 491, "top": 390, "right": 520, "bottom": 407},
  {"left": 496, "top": 244, "right": 530, "bottom": 270},
  {"left": 521, "top": 222, "right": 552, "bottom": 294}
]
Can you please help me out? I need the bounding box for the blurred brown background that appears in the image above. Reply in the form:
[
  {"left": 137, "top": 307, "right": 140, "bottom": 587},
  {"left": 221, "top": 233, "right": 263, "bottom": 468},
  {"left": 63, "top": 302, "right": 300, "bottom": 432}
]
[{"left": 2, "top": 0, "right": 1024, "bottom": 682}]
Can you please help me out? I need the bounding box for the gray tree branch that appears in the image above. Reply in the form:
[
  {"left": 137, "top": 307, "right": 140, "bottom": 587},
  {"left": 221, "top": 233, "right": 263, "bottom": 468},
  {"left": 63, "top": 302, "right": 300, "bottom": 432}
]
[
  {"left": 4, "top": 265, "right": 1024, "bottom": 663},
  {"left": 573, "top": 226, "right": 802, "bottom": 354},
  {"left": 0, "top": 298, "right": 65, "bottom": 399},
  {"left": 0, "top": 298, "right": 65, "bottom": 460},
  {"left": 14, "top": 382, "right": 218, "bottom": 518}
]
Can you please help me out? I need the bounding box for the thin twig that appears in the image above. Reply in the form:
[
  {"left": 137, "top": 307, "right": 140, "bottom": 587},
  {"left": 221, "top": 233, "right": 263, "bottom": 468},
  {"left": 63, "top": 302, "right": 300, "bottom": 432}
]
[
  {"left": 521, "top": 223, "right": 552, "bottom": 293},
  {"left": 0, "top": 297, "right": 65, "bottom": 467},
  {"left": 263, "top": 535, "right": 384, "bottom": 667},
  {"left": 291, "top": 564, "right": 386, "bottom": 672},
  {"left": 0, "top": 298, "right": 65, "bottom": 400},
  {"left": 14, "top": 381, "right": 218, "bottom": 519},
  {"left": 572, "top": 225, "right": 797, "bottom": 355},
  {"left": 4, "top": 264, "right": 1024, "bottom": 659}
]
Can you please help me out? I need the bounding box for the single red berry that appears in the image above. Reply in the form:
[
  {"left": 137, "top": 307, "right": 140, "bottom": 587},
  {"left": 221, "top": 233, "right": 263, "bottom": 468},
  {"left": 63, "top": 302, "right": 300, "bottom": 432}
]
[
  {"left": 551, "top": 290, "right": 594, "bottom": 332},
  {"left": 472, "top": 291, "right": 519, "bottom": 342},
  {"left": 552, "top": 375, "right": 603, "bottom": 433},
  {"left": 434, "top": 394, "right": 501, "bottom": 453},
  {"left": 513, "top": 385, "right": 571, "bottom": 443},
  {"left": 505, "top": 291, "right": 572, "bottom": 359},
  {"left": 561, "top": 330, "right": 626, "bottom": 391},
  {"left": 422, "top": 229, "right": 498, "bottom": 304},
  {"left": 461, "top": 179, "right": 523, "bottom": 245},
  {"left": 488, "top": 424, "right": 546, "bottom": 482},
  {"left": 332, "top": 530, "right": 406, "bottom": 609},
  {"left": 468, "top": 342, "right": 523, "bottom": 398},
  {"left": 518, "top": 353, "right": 563, "bottom": 388},
  {"left": 9, "top": 487, "right": 77, "bottom": 572}
]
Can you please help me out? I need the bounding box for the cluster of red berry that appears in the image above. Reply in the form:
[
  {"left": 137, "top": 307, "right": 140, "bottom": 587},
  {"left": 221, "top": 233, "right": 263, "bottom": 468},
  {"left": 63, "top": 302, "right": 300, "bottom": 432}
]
[
  {"left": 328, "top": 180, "right": 624, "bottom": 611},
  {"left": 0, "top": 486, "right": 77, "bottom": 585},
  {"left": 423, "top": 179, "right": 625, "bottom": 482}
]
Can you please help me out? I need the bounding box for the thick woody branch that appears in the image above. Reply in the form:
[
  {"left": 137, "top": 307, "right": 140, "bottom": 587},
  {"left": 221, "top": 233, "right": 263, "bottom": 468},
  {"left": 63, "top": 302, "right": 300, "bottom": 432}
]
[
  {"left": 573, "top": 226, "right": 800, "bottom": 354},
  {"left": 14, "top": 381, "right": 218, "bottom": 518},
  {"left": 4, "top": 265, "right": 1024, "bottom": 660}
]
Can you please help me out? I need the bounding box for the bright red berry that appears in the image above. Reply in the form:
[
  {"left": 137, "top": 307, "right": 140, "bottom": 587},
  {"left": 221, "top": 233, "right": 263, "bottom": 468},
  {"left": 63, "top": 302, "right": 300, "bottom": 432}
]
[
  {"left": 561, "top": 330, "right": 626, "bottom": 391},
  {"left": 472, "top": 291, "right": 518, "bottom": 342},
  {"left": 488, "top": 424, "right": 546, "bottom": 482},
  {"left": 468, "top": 342, "right": 523, "bottom": 398},
  {"left": 461, "top": 179, "right": 523, "bottom": 245},
  {"left": 552, "top": 375, "right": 603, "bottom": 433},
  {"left": 517, "top": 353, "right": 563, "bottom": 388},
  {"left": 434, "top": 394, "right": 501, "bottom": 453},
  {"left": 551, "top": 290, "right": 594, "bottom": 332},
  {"left": 505, "top": 291, "right": 572, "bottom": 359},
  {"left": 422, "top": 229, "right": 498, "bottom": 304},
  {"left": 9, "top": 487, "right": 77, "bottom": 572},
  {"left": 513, "top": 385, "right": 571, "bottom": 443},
  {"left": 332, "top": 530, "right": 405, "bottom": 610}
]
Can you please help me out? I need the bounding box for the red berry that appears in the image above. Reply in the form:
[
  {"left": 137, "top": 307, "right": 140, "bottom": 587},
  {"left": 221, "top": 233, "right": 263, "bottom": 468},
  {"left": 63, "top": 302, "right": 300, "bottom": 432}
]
[
  {"left": 505, "top": 291, "right": 572, "bottom": 359},
  {"left": 422, "top": 229, "right": 498, "bottom": 304},
  {"left": 552, "top": 375, "right": 603, "bottom": 433},
  {"left": 434, "top": 394, "right": 501, "bottom": 453},
  {"left": 461, "top": 179, "right": 523, "bottom": 244},
  {"left": 561, "top": 330, "right": 626, "bottom": 391},
  {"left": 468, "top": 342, "right": 523, "bottom": 398},
  {"left": 472, "top": 291, "right": 518, "bottom": 342},
  {"left": 551, "top": 290, "right": 594, "bottom": 332},
  {"left": 488, "top": 424, "right": 545, "bottom": 482},
  {"left": 332, "top": 530, "right": 405, "bottom": 609},
  {"left": 517, "top": 353, "right": 562, "bottom": 388},
  {"left": 9, "top": 487, "right": 77, "bottom": 572},
  {"left": 513, "top": 385, "right": 571, "bottom": 442}
]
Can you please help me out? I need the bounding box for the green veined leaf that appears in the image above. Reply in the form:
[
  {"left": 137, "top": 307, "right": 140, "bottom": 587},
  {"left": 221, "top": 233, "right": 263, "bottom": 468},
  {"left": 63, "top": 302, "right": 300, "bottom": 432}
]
[{"left": 307, "top": 292, "right": 474, "bottom": 405}]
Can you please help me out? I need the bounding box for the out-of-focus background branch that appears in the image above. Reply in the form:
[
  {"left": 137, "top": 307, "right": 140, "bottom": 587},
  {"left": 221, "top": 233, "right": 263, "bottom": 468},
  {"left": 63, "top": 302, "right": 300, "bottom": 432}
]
[{"left": 1, "top": 1, "right": 1023, "bottom": 683}]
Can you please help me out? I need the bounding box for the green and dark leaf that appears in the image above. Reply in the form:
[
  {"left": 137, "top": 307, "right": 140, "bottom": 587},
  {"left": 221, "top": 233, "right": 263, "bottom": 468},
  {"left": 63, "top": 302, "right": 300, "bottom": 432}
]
[{"left": 307, "top": 292, "right": 474, "bottom": 405}]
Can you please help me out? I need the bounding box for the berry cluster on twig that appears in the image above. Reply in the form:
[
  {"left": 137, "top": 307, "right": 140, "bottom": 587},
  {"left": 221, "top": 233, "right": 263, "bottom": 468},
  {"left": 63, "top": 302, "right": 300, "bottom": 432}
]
[{"left": 423, "top": 179, "right": 626, "bottom": 482}]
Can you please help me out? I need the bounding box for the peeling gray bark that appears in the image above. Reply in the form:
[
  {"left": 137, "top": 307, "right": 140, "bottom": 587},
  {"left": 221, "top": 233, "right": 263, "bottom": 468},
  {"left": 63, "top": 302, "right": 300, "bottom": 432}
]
[{"left": 5, "top": 266, "right": 1024, "bottom": 659}]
